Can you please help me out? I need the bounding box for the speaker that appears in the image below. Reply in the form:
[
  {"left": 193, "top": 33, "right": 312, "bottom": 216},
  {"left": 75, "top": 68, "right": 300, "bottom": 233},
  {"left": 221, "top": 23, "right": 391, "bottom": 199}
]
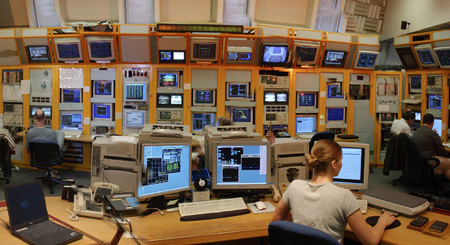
[{"left": 401, "top": 21, "right": 408, "bottom": 30}]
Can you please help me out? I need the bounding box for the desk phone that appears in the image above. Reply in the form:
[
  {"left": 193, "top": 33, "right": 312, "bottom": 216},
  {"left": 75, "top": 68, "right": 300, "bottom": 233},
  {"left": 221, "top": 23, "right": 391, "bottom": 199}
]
[{"left": 105, "top": 193, "right": 140, "bottom": 216}]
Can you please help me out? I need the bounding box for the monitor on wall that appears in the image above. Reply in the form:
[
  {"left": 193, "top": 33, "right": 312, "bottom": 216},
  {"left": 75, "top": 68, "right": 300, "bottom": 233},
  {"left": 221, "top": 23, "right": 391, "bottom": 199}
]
[
  {"left": 353, "top": 50, "right": 379, "bottom": 69},
  {"left": 327, "top": 83, "right": 344, "bottom": 99},
  {"left": 92, "top": 103, "right": 113, "bottom": 121},
  {"left": 226, "top": 82, "right": 250, "bottom": 101},
  {"left": 414, "top": 45, "right": 438, "bottom": 68},
  {"left": 124, "top": 110, "right": 146, "bottom": 128},
  {"left": 159, "top": 50, "right": 186, "bottom": 64},
  {"left": 190, "top": 39, "right": 219, "bottom": 63},
  {"left": 54, "top": 39, "right": 83, "bottom": 62},
  {"left": 231, "top": 107, "right": 253, "bottom": 124},
  {"left": 433, "top": 47, "right": 450, "bottom": 68},
  {"left": 192, "top": 113, "right": 215, "bottom": 131},
  {"left": 294, "top": 43, "right": 320, "bottom": 67},
  {"left": 158, "top": 71, "right": 179, "bottom": 88},
  {"left": 61, "top": 89, "right": 82, "bottom": 103},
  {"left": 428, "top": 94, "right": 442, "bottom": 109},
  {"left": 192, "top": 89, "right": 215, "bottom": 107},
  {"left": 92, "top": 80, "right": 114, "bottom": 98},
  {"left": 321, "top": 50, "right": 347, "bottom": 68},
  {"left": 124, "top": 82, "right": 147, "bottom": 102},
  {"left": 26, "top": 45, "right": 51, "bottom": 63},
  {"left": 86, "top": 36, "right": 115, "bottom": 62},
  {"left": 295, "top": 114, "right": 317, "bottom": 134},
  {"left": 326, "top": 107, "right": 345, "bottom": 123},
  {"left": 263, "top": 91, "right": 288, "bottom": 105},
  {"left": 333, "top": 142, "right": 370, "bottom": 191},
  {"left": 260, "top": 43, "right": 289, "bottom": 67},
  {"left": 60, "top": 111, "right": 83, "bottom": 130},
  {"left": 409, "top": 75, "right": 422, "bottom": 93},
  {"left": 297, "top": 92, "right": 317, "bottom": 108},
  {"left": 395, "top": 46, "right": 419, "bottom": 69}
]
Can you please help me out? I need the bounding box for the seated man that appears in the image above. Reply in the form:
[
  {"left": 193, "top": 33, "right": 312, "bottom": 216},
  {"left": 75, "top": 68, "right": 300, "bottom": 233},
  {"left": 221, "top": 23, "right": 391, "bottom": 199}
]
[
  {"left": 25, "top": 109, "right": 64, "bottom": 151},
  {"left": 412, "top": 113, "right": 450, "bottom": 180},
  {"left": 0, "top": 127, "right": 15, "bottom": 150},
  {"left": 390, "top": 110, "right": 414, "bottom": 136}
]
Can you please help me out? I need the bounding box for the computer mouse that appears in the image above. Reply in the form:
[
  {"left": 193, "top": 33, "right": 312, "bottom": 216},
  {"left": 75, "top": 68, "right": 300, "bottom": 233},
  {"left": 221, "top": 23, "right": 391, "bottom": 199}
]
[{"left": 255, "top": 201, "right": 267, "bottom": 210}]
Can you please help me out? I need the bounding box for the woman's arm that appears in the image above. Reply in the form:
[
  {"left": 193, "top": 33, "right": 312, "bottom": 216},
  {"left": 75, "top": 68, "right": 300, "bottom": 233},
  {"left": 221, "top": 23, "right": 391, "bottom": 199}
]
[
  {"left": 272, "top": 199, "right": 291, "bottom": 221},
  {"left": 347, "top": 211, "right": 395, "bottom": 245}
]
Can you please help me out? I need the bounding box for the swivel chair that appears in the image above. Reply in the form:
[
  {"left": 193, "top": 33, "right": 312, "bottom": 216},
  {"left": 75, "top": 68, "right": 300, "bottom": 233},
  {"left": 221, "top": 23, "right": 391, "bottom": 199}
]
[
  {"left": 29, "top": 140, "right": 70, "bottom": 194},
  {"left": 309, "top": 131, "right": 335, "bottom": 152},
  {"left": 0, "top": 137, "right": 12, "bottom": 183},
  {"left": 268, "top": 220, "right": 339, "bottom": 245}
]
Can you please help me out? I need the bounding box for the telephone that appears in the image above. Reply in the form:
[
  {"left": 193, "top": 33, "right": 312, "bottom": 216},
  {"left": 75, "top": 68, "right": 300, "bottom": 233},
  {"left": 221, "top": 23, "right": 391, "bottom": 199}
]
[
  {"left": 91, "top": 182, "right": 119, "bottom": 204},
  {"left": 73, "top": 189, "right": 104, "bottom": 219},
  {"left": 104, "top": 193, "right": 140, "bottom": 216}
]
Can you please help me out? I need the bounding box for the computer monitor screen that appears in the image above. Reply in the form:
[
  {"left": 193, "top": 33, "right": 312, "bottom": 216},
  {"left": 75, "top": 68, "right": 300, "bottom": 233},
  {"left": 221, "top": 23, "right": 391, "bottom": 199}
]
[
  {"left": 415, "top": 47, "right": 437, "bottom": 67},
  {"left": 226, "top": 82, "right": 249, "bottom": 100},
  {"left": 395, "top": 47, "right": 419, "bottom": 69},
  {"left": 354, "top": 50, "right": 379, "bottom": 69},
  {"left": 327, "top": 108, "right": 345, "bottom": 122},
  {"left": 277, "top": 92, "right": 288, "bottom": 103},
  {"left": 157, "top": 94, "right": 170, "bottom": 106},
  {"left": 433, "top": 118, "right": 442, "bottom": 137},
  {"left": 30, "top": 106, "right": 51, "bottom": 117},
  {"left": 321, "top": 50, "right": 347, "bottom": 68},
  {"left": 327, "top": 83, "right": 344, "bottom": 98},
  {"left": 240, "top": 52, "right": 252, "bottom": 61},
  {"left": 158, "top": 111, "right": 172, "bottom": 121},
  {"left": 193, "top": 89, "right": 215, "bottom": 106},
  {"left": 171, "top": 94, "right": 183, "bottom": 106},
  {"left": 409, "top": 75, "right": 421, "bottom": 93},
  {"left": 297, "top": 92, "right": 316, "bottom": 107},
  {"left": 211, "top": 141, "right": 271, "bottom": 194},
  {"left": 60, "top": 111, "right": 83, "bottom": 130},
  {"left": 295, "top": 45, "right": 319, "bottom": 66},
  {"left": 125, "top": 110, "right": 145, "bottom": 128},
  {"left": 191, "top": 40, "right": 219, "bottom": 62},
  {"left": 93, "top": 80, "right": 114, "bottom": 98},
  {"left": 192, "top": 113, "right": 215, "bottom": 131},
  {"left": 333, "top": 142, "right": 369, "bottom": 190},
  {"left": 159, "top": 50, "right": 186, "bottom": 64},
  {"left": 56, "top": 43, "right": 82, "bottom": 61},
  {"left": 429, "top": 94, "right": 442, "bottom": 109},
  {"left": 158, "top": 72, "right": 179, "bottom": 88},
  {"left": 261, "top": 43, "right": 289, "bottom": 67},
  {"left": 264, "top": 92, "right": 276, "bottom": 103},
  {"left": 26, "top": 46, "right": 51, "bottom": 63},
  {"left": 296, "top": 115, "right": 317, "bottom": 134},
  {"left": 157, "top": 93, "right": 183, "bottom": 108},
  {"left": 138, "top": 143, "right": 191, "bottom": 200},
  {"left": 88, "top": 39, "right": 114, "bottom": 61},
  {"left": 264, "top": 91, "right": 288, "bottom": 105},
  {"left": 228, "top": 52, "right": 239, "bottom": 61},
  {"left": 414, "top": 111, "right": 421, "bottom": 121},
  {"left": 434, "top": 47, "right": 450, "bottom": 68},
  {"left": 92, "top": 104, "right": 113, "bottom": 121},
  {"left": 232, "top": 108, "right": 253, "bottom": 124},
  {"left": 61, "top": 89, "right": 82, "bottom": 103},
  {"left": 124, "top": 82, "right": 146, "bottom": 101}
]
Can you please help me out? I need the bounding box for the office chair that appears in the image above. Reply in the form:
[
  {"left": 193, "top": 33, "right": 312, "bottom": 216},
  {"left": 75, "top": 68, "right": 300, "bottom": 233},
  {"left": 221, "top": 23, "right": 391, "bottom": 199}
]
[
  {"left": 29, "top": 139, "right": 71, "bottom": 194},
  {"left": 0, "top": 137, "right": 12, "bottom": 183},
  {"left": 309, "top": 131, "right": 335, "bottom": 152},
  {"left": 268, "top": 220, "right": 339, "bottom": 245},
  {"left": 383, "top": 133, "right": 405, "bottom": 185}
]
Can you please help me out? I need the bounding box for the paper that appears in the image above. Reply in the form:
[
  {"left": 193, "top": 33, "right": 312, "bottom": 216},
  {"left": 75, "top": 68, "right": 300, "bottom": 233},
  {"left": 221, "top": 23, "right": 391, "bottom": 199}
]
[
  {"left": 84, "top": 117, "right": 90, "bottom": 125},
  {"left": 84, "top": 86, "right": 90, "bottom": 93},
  {"left": 184, "top": 83, "right": 191, "bottom": 90},
  {"left": 21, "top": 80, "right": 30, "bottom": 94},
  {"left": 115, "top": 112, "right": 122, "bottom": 120},
  {"left": 248, "top": 201, "right": 275, "bottom": 214}
]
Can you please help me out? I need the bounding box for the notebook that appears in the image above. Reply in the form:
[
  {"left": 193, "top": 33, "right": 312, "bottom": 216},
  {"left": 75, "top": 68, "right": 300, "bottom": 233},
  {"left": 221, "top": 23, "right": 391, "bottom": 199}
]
[{"left": 4, "top": 180, "right": 83, "bottom": 245}]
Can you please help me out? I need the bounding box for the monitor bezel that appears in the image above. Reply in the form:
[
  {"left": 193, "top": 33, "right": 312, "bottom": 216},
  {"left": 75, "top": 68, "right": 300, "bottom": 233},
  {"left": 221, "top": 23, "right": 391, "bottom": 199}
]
[
  {"left": 158, "top": 50, "right": 186, "bottom": 64},
  {"left": 321, "top": 49, "right": 348, "bottom": 68},
  {"left": 30, "top": 106, "right": 52, "bottom": 119},
  {"left": 26, "top": 45, "right": 51, "bottom": 63},
  {"left": 263, "top": 91, "right": 289, "bottom": 105},
  {"left": 433, "top": 118, "right": 443, "bottom": 137},
  {"left": 92, "top": 80, "right": 115, "bottom": 98},
  {"left": 61, "top": 88, "right": 83, "bottom": 103},
  {"left": 260, "top": 43, "right": 290, "bottom": 67},
  {"left": 226, "top": 81, "right": 250, "bottom": 101},
  {"left": 192, "top": 112, "right": 216, "bottom": 132},
  {"left": 297, "top": 92, "right": 317, "bottom": 108},
  {"left": 123, "top": 82, "right": 147, "bottom": 102},
  {"left": 157, "top": 93, "right": 183, "bottom": 108},
  {"left": 158, "top": 71, "right": 180, "bottom": 88},
  {"left": 124, "top": 109, "right": 146, "bottom": 128},
  {"left": 327, "top": 83, "right": 344, "bottom": 99},
  {"left": 86, "top": 36, "right": 116, "bottom": 62},
  {"left": 353, "top": 50, "right": 379, "bottom": 70},
  {"left": 433, "top": 46, "right": 450, "bottom": 68},
  {"left": 428, "top": 94, "right": 442, "bottom": 109},
  {"left": 231, "top": 107, "right": 253, "bottom": 124},
  {"left": 414, "top": 46, "right": 438, "bottom": 68},
  {"left": 395, "top": 46, "right": 419, "bottom": 70},
  {"left": 60, "top": 110, "right": 83, "bottom": 130},
  {"left": 333, "top": 142, "right": 370, "bottom": 191},
  {"left": 295, "top": 114, "right": 317, "bottom": 135},
  {"left": 54, "top": 40, "right": 83, "bottom": 62},
  {"left": 294, "top": 43, "right": 320, "bottom": 67},
  {"left": 409, "top": 75, "right": 422, "bottom": 93},
  {"left": 91, "top": 103, "right": 113, "bottom": 121},
  {"left": 190, "top": 39, "right": 219, "bottom": 63},
  {"left": 192, "top": 89, "right": 216, "bottom": 107},
  {"left": 326, "top": 107, "right": 346, "bottom": 123}
]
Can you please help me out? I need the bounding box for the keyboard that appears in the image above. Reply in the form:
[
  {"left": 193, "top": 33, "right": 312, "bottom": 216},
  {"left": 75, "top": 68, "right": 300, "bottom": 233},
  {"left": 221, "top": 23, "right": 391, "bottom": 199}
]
[
  {"left": 178, "top": 197, "right": 250, "bottom": 221},
  {"left": 337, "top": 134, "right": 359, "bottom": 140},
  {"left": 298, "top": 134, "right": 314, "bottom": 139},
  {"left": 357, "top": 199, "right": 368, "bottom": 214},
  {"left": 20, "top": 221, "right": 66, "bottom": 240},
  {"left": 62, "top": 130, "right": 82, "bottom": 137}
]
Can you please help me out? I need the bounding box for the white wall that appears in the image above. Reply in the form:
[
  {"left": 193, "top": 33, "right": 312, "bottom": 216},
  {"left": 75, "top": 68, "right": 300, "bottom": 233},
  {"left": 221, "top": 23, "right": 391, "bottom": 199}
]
[{"left": 381, "top": 0, "right": 450, "bottom": 40}]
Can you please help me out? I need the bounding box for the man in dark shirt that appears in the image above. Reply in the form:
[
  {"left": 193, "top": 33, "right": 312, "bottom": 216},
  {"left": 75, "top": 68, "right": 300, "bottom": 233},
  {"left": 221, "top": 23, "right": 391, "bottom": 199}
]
[{"left": 412, "top": 114, "right": 450, "bottom": 180}]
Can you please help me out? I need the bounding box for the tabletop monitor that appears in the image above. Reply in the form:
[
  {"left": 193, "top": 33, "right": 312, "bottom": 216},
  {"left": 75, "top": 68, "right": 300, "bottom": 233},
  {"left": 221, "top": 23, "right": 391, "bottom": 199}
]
[
  {"left": 193, "top": 89, "right": 215, "bottom": 107},
  {"left": 414, "top": 46, "right": 438, "bottom": 67},
  {"left": 190, "top": 40, "right": 219, "bottom": 62},
  {"left": 297, "top": 92, "right": 316, "bottom": 107},
  {"left": 433, "top": 47, "right": 450, "bottom": 68},
  {"left": 296, "top": 115, "right": 317, "bottom": 134},
  {"left": 211, "top": 141, "right": 271, "bottom": 194},
  {"left": 333, "top": 142, "right": 370, "bottom": 191},
  {"left": 124, "top": 82, "right": 146, "bottom": 102},
  {"left": 124, "top": 110, "right": 146, "bottom": 128},
  {"left": 295, "top": 44, "right": 319, "bottom": 66},
  {"left": 26, "top": 45, "right": 51, "bottom": 63},
  {"left": 61, "top": 89, "right": 82, "bottom": 103},
  {"left": 264, "top": 91, "right": 288, "bottom": 105},
  {"left": 55, "top": 40, "right": 83, "bottom": 62},
  {"left": 354, "top": 50, "right": 379, "bottom": 69},
  {"left": 226, "top": 82, "right": 250, "bottom": 101},
  {"left": 93, "top": 80, "right": 114, "bottom": 98},
  {"left": 192, "top": 113, "right": 215, "bottom": 131},
  {"left": 138, "top": 143, "right": 191, "bottom": 201},
  {"left": 409, "top": 75, "right": 422, "bottom": 93},
  {"left": 395, "top": 47, "right": 419, "bottom": 70},
  {"left": 321, "top": 50, "right": 347, "bottom": 68},
  {"left": 158, "top": 72, "right": 179, "bottom": 88},
  {"left": 232, "top": 108, "right": 253, "bottom": 124},
  {"left": 327, "top": 83, "right": 344, "bottom": 98},
  {"left": 261, "top": 43, "right": 289, "bottom": 67},
  {"left": 86, "top": 36, "right": 115, "bottom": 61},
  {"left": 159, "top": 50, "right": 186, "bottom": 64},
  {"left": 60, "top": 111, "right": 83, "bottom": 130},
  {"left": 327, "top": 107, "right": 345, "bottom": 123},
  {"left": 429, "top": 94, "right": 442, "bottom": 109},
  {"left": 30, "top": 106, "right": 51, "bottom": 118},
  {"left": 433, "top": 118, "right": 443, "bottom": 137},
  {"left": 157, "top": 93, "right": 183, "bottom": 108},
  {"left": 92, "top": 103, "right": 113, "bottom": 121}
]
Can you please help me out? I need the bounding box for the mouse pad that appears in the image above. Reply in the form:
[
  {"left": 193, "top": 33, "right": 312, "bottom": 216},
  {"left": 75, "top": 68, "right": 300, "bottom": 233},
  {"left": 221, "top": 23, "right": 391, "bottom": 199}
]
[{"left": 366, "top": 216, "right": 401, "bottom": 230}]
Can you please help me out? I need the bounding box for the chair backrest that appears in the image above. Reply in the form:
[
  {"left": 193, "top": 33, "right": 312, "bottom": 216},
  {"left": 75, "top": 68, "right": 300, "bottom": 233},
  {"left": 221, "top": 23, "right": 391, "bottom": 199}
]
[
  {"left": 268, "top": 220, "right": 339, "bottom": 245},
  {"left": 309, "top": 131, "right": 335, "bottom": 151},
  {"left": 29, "top": 140, "right": 62, "bottom": 167},
  {"left": 0, "top": 137, "right": 12, "bottom": 177}
]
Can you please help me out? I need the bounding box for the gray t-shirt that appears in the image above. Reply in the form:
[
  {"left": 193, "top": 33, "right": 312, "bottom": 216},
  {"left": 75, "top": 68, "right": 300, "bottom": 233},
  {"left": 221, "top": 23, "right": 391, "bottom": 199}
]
[
  {"left": 25, "top": 128, "right": 64, "bottom": 150},
  {"left": 282, "top": 179, "right": 360, "bottom": 243}
]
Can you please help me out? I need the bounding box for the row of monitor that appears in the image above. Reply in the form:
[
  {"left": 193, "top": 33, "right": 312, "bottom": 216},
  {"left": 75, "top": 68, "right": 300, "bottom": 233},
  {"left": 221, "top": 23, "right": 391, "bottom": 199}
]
[
  {"left": 136, "top": 140, "right": 370, "bottom": 201},
  {"left": 27, "top": 37, "right": 379, "bottom": 69},
  {"left": 396, "top": 45, "right": 450, "bottom": 70}
]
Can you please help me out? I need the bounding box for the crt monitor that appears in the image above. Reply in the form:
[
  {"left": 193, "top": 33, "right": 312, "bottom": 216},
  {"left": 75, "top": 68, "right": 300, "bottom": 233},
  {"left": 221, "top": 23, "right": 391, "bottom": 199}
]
[
  {"left": 409, "top": 75, "right": 421, "bottom": 93},
  {"left": 261, "top": 43, "right": 289, "bottom": 67},
  {"left": 124, "top": 110, "right": 146, "bottom": 128},
  {"left": 30, "top": 106, "right": 51, "bottom": 118},
  {"left": 429, "top": 94, "right": 442, "bottom": 109},
  {"left": 353, "top": 50, "right": 379, "bottom": 69},
  {"left": 296, "top": 115, "right": 317, "bottom": 134},
  {"left": 157, "top": 93, "right": 183, "bottom": 108},
  {"left": 124, "top": 82, "right": 147, "bottom": 102},
  {"left": 433, "top": 118, "right": 443, "bottom": 137},
  {"left": 211, "top": 141, "right": 271, "bottom": 194},
  {"left": 93, "top": 80, "right": 114, "bottom": 98},
  {"left": 138, "top": 143, "right": 191, "bottom": 201},
  {"left": 395, "top": 46, "right": 419, "bottom": 70},
  {"left": 61, "top": 89, "right": 82, "bottom": 103},
  {"left": 190, "top": 39, "right": 219, "bottom": 62},
  {"left": 433, "top": 47, "right": 450, "bottom": 68},
  {"left": 54, "top": 39, "right": 83, "bottom": 62},
  {"left": 327, "top": 83, "right": 344, "bottom": 98},
  {"left": 159, "top": 50, "right": 186, "bottom": 64},
  {"left": 264, "top": 91, "right": 288, "bottom": 105},
  {"left": 86, "top": 36, "right": 115, "bottom": 61},
  {"left": 414, "top": 45, "right": 438, "bottom": 67},
  {"left": 333, "top": 142, "right": 370, "bottom": 191},
  {"left": 193, "top": 89, "right": 215, "bottom": 107},
  {"left": 26, "top": 45, "right": 51, "bottom": 63},
  {"left": 321, "top": 50, "right": 347, "bottom": 68},
  {"left": 60, "top": 111, "right": 83, "bottom": 130},
  {"left": 192, "top": 113, "right": 216, "bottom": 131},
  {"left": 92, "top": 103, "right": 113, "bottom": 121},
  {"left": 158, "top": 71, "right": 179, "bottom": 88},
  {"left": 294, "top": 43, "right": 320, "bottom": 66},
  {"left": 297, "top": 92, "right": 316, "bottom": 107},
  {"left": 327, "top": 108, "right": 345, "bottom": 123},
  {"left": 232, "top": 108, "right": 253, "bottom": 124},
  {"left": 226, "top": 82, "right": 250, "bottom": 101}
]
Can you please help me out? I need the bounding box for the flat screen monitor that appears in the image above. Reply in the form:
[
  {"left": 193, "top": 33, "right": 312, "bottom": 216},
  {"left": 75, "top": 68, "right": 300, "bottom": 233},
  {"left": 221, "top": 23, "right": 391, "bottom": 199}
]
[
  {"left": 86, "top": 36, "right": 115, "bottom": 62},
  {"left": 54, "top": 39, "right": 83, "bottom": 62},
  {"left": 297, "top": 92, "right": 316, "bottom": 107},
  {"left": 414, "top": 45, "right": 438, "bottom": 68},
  {"left": 295, "top": 43, "right": 319, "bottom": 66},
  {"left": 296, "top": 115, "right": 317, "bottom": 134},
  {"left": 433, "top": 47, "right": 450, "bottom": 68},
  {"left": 264, "top": 91, "right": 288, "bottom": 105},
  {"left": 124, "top": 82, "right": 146, "bottom": 102},
  {"left": 190, "top": 39, "right": 219, "bottom": 63},
  {"left": 327, "top": 83, "right": 344, "bottom": 98},
  {"left": 231, "top": 108, "right": 253, "bottom": 124},
  {"left": 409, "top": 75, "right": 422, "bottom": 93},
  {"left": 321, "top": 50, "right": 347, "bottom": 68},
  {"left": 429, "top": 94, "right": 442, "bottom": 109},
  {"left": 433, "top": 118, "right": 442, "bottom": 137},
  {"left": 192, "top": 113, "right": 215, "bottom": 131},
  {"left": 158, "top": 72, "right": 179, "bottom": 88},
  {"left": 30, "top": 106, "right": 52, "bottom": 118},
  {"left": 226, "top": 82, "right": 250, "bottom": 101},
  {"left": 61, "top": 89, "right": 82, "bottom": 103},
  {"left": 124, "top": 110, "right": 146, "bottom": 128},
  {"left": 157, "top": 93, "right": 183, "bottom": 108},
  {"left": 327, "top": 107, "right": 345, "bottom": 123},
  {"left": 26, "top": 45, "right": 51, "bottom": 63},
  {"left": 60, "top": 111, "right": 83, "bottom": 130},
  {"left": 93, "top": 80, "right": 114, "bottom": 98},
  {"left": 138, "top": 143, "right": 191, "bottom": 200},
  {"left": 261, "top": 43, "right": 289, "bottom": 67},
  {"left": 92, "top": 103, "right": 113, "bottom": 121},
  {"left": 193, "top": 89, "right": 215, "bottom": 107},
  {"left": 353, "top": 50, "right": 379, "bottom": 69},
  {"left": 395, "top": 47, "right": 419, "bottom": 70},
  {"left": 159, "top": 50, "right": 186, "bottom": 64},
  {"left": 333, "top": 142, "right": 370, "bottom": 191},
  {"left": 211, "top": 141, "right": 271, "bottom": 194}
]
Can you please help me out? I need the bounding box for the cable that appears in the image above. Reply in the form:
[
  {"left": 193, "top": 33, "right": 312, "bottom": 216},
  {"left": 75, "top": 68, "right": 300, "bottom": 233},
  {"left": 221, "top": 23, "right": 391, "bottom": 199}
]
[{"left": 0, "top": 209, "right": 10, "bottom": 230}]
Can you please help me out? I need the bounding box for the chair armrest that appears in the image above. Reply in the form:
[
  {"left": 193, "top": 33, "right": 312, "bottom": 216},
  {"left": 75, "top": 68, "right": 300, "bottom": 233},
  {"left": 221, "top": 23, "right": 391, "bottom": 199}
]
[{"left": 426, "top": 157, "right": 440, "bottom": 169}]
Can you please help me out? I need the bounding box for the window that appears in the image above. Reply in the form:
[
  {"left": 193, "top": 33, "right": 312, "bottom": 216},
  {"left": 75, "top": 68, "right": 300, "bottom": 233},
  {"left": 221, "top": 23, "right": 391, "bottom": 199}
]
[
  {"left": 33, "top": 0, "right": 61, "bottom": 27},
  {"left": 223, "top": 0, "right": 249, "bottom": 26},
  {"left": 126, "top": 0, "right": 155, "bottom": 24},
  {"left": 315, "top": 0, "right": 343, "bottom": 32}
]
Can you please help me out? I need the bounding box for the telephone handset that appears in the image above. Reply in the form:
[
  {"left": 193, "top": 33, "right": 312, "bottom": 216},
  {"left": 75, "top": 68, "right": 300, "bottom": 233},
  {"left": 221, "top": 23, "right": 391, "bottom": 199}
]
[
  {"left": 73, "top": 189, "right": 104, "bottom": 219},
  {"left": 104, "top": 193, "right": 140, "bottom": 216}
]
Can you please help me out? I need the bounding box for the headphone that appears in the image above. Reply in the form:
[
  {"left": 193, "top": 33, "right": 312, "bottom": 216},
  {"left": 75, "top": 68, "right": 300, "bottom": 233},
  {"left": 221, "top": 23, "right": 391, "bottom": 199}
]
[{"left": 193, "top": 177, "right": 210, "bottom": 191}]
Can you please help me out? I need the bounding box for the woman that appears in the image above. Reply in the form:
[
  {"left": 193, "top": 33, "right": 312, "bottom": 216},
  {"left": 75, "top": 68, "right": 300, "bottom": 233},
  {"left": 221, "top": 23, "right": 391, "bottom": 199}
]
[{"left": 273, "top": 140, "right": 395, "bottom": 244}]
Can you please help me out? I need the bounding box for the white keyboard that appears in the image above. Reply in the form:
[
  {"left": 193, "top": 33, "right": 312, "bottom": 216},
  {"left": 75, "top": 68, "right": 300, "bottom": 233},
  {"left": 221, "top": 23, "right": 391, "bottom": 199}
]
[
  {"left": 357, "top": 199, "right": 368, "bottom": 214},
  {"left": 178, "top": 197, "right": 250, "bottom": 221},
  {"left": 62, "top": 130, "right": 82, "bottom": 136},
  {"left": 298, "top": 134, "right": 314, "bottom": 139}
]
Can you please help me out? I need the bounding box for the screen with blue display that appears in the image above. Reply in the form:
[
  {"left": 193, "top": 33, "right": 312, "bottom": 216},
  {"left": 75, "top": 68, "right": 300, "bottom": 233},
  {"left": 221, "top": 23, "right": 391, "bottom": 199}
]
[
  {"left": 227, "top": 83, "right": 249, "bottom": 99},
  {"left": 93, "top": 104, "right": 112, "bottom": 120},
  {"left": 232, "top": 108, "right": 252, "bottom": 123},
  {"left": 192, "top": 113, "right": 215, "bottom": 131},
  {"left": 328, "top": 84, "right": 344, "bottom": 98},
  {"left": 327, "top": 108, "right": 345, "bottom": 121},
  {"left": 57, "top": 44, "right": 81, "bottom": 59},
  {"left": 240, "top": 52, "right": 252, "bottom": 61},
  {"left": 62, "top": 89, "right": 82, "bottom": 103},
  {"left": 429, "top": 94, "right": 442, "bottom": 109},
  {"left": 434, "top": 48, "right": 450, "bottom": 67},
  {"left": 296, "top": 115, "right": 317, "bottom": 133},
  {"left": 94, "top": 81, "right": 113, "bottom": 96},
  {"left": 89, "top": 42, "right": 112, "bottom": 58},
  {"left": 355, "top": 51, "right": 378, "bottom": 68},
  {"left": 61, "top": 112, "right": 83, "bottom": 130},
  {"left": 261, "top": 44, "right": 288, "bottom": 66},
  {"left": 298, "top": 93, "right": 316, "bottom": 107},
  {"left": 194, "top": 89, "right": 214, "bottom": 105}
]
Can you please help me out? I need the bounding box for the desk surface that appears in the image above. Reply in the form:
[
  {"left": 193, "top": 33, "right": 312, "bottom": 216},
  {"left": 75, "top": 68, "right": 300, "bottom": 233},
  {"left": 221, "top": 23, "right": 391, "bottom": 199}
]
[
  {"left": 17, "top": 130, "right": 94, "bottom": 143},
  {"left": 1, "top": 197, "right": 450, "bottom": 245}
]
